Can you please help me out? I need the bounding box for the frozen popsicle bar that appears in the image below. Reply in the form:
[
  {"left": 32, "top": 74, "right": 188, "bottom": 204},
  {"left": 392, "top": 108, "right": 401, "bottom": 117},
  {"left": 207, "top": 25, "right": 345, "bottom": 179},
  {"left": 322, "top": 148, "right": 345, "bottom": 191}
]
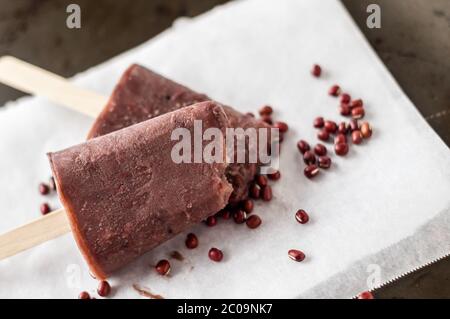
[
  {"left": 48, "top": 102, "right": 233, "bottom": 279},
  {"left": 87, "top": 64, "right": 270, "bottom": 204},
  {"left": 87, "top": 65, "right": 209, "bottom": 139}
]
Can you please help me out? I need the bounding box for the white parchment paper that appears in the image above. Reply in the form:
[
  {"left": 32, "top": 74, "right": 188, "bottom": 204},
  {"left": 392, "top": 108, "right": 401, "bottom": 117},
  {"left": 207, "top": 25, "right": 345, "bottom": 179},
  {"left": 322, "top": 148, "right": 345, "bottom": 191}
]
[{"left": 0, "top": 0, "right": 449, "bottom": 298}]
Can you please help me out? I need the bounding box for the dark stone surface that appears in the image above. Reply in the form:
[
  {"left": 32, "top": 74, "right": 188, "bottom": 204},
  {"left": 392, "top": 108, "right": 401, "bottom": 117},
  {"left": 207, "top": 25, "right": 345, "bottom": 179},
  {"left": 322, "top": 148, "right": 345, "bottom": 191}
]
[
  {"left": 0, "top": 0, "right": 448, "bottom": 298},
  {"left": 0, "top": 0, "right": 229, "bottom": 103}
]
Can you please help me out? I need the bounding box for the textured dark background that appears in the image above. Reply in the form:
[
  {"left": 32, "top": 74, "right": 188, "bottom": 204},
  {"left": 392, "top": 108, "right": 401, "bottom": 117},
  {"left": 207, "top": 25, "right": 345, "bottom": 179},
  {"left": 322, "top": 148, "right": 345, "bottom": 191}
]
[{"left": 0, "top": 0, "right": 449, "bottom": 298}]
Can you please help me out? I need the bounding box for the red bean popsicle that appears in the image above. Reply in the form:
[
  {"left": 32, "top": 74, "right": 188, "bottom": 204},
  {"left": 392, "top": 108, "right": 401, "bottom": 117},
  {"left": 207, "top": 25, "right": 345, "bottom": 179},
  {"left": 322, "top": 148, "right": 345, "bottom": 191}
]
[
  {"left": 0, "top": 59, "right": 276, "bottom": 273},
  {"left": 48, "top": 102, "right": 233, "bottom": 279}
]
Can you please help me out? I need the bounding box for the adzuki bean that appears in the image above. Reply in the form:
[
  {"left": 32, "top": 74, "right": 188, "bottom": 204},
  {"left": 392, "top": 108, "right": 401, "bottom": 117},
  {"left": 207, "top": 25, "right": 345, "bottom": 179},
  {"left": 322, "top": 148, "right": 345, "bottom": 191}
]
[
  {"left": 313, "top": 117, "right": 324, "bottom": 129},
  {"left": 303, "top": 151, "right": 316, "bottom": 165},
  {"left": 288, "top": 249, "right": 306, "bottom": 262},
  {"left": 304, "top": 165, "right": 319, "bottom": 179},
  {"left": 259, "top": 105, "right": 273, "bottom": 116},
  {"left": 314, "top": 144, "right": 327, "bottom": 156},
  {"left": 297, "top": 140, "right": 311, "bottom": 154},
  {"left": 317, "top": 129, "right": 330, "bottom": 142},
  {"left": 295, "top": 209, "right": 310, "bottom": 224},
  {"left": 335, "top": 143, "right": 349, "bottom": 156},
  {"left": 311, "top": 64, "right": 322, "bottom": 77},
  {"left": 361, "top": 122, "right": 373, "bottom": 139},
  {"left": 246, "top": 215, "right": 262, "bottom": 229},
  {"left": 318, "top": 156, "right": 332, "bottom": 169},
  {"left": 208, "top": 248, "right": 223, "bottom": 262},
  {"left": 352, "top": 130, "right": 363, "bottom": 145},
  {"left": 97, "top": 281, "right": 111, "bottom": 297},
  {"left": 155, "top": 260, "right": 171, "bottom": 276},
  {"left": 268, "top": 170, "right": 281, "bottom": 181},
  {"left": 185, "top": 233, "right": 199, "bottom": 249},
  {"left": 328, "top": 85, "right": 341, "bottom": 97}
]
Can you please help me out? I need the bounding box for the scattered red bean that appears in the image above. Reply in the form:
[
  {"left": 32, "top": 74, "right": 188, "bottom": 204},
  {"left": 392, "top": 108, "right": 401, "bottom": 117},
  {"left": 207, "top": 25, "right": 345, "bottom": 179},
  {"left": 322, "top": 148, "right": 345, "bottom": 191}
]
[
  {"left": 205, "top": 216, "right": 217, "bottom": 227},
  {"left": 40, "top": 203, "right": 51, "bottom": 215},
  {"left": 318, "top": 156, "right": 332, "bottom": 169},
  {"left": 97, "top": 280, "right": 111, "bottom": 297},
  {"left": 288, "top": 249, "right": 306, "bottom": 262},
  {"left": 303, "top": 151, "right": 316, "bottom": 165},
  {"left": 295, "top": 209, "right": 310, "bottom": 224},
  {"left": 357, "top": 291, "right": 375, "bottom": 299},
  {"left": 233, "top": 210, "right": 247, "bottom": 224},
  {"left": 245, "top": 112, "right": 255, "bottom": 117},
  {"left": 249, "top": 183, "right": 261, "bottom": 199},
  {"left": 314, "top": 143, "right": 327, "bottom": 156},
  {"left": 297, "top": 140, "right": 311, "bottom": 154},
  {"left": 361, "top": 122, "right": 373, "bottom": 139},
  {"left": 324, "top": 120, "right": 338, "bottom": 134},
  {"left": 335, "top": 143, "right": 349, "bottom": 156},
  {"left": 328, "top": 85, "right": 341, "bottom": 97},
  {"left": 155, "top": 260, "right": 171, "bottom": 276},
  {"left": 349, "top": 119, "right": 359, "bottom": 132},
  {"left": 261, "top": 185, "right": 273, "bottom": 201},
  {"left": 78, "top": 291, "right": 90, "bottom": 299},
  {"left": 339, "top": 104, "right": 351, "bottom": 116},
  {"left": 317, "top": 129, "right": 330, "bottom": 142},
  {"left": 246, "top": 215, "right": 262, "bottom": 229},
  {"left": 351, "top": 99, "right": 364, "bottom": 108},
  {"left": 313, "top": 117, "right": 325, "bottom": 129},
  {"left": 311, "top": 64, "right": 322, "bottom": 77},
  {"left": 242, "top": 199, "right": 254, "bottom": 214},
  {"left": 208, "top": 248, "right": 223, "bottom": 262},
  {"left": 338, "top": 122, "right": 348, "bottom": 135},
  {"left": 340, "top": 93, "right": 351, "bottom": 104},
  {"left": 38, "top": 183, "right": 50, "bottom": 195},
  {"left": 273, "top": 121, "right": 288, "bottom": 133},
  {"left": 259, "top": 105, "right": 273, "bottom": 116},
  {"left": 49, "top": 177, "right": 57, "bottom": 191},
  {"left": 267, "top": 170, "right": 281, "bottom": 181},
  {"left": 185, "top": 233, "right": 199, "bottom": 249},
  {"left": 334, "top": 133, "right": 347, "bottom": 145},
  {"left": 351, "top": 107, "right": 365, "bottom": 119},
  {"left": 255, "top": 175, "right": 268, "bottom": 187},
  {"left": 352, "top": 130, "right": 363, "bottom": 145},
  {"left": 304, "top": 165, "right": 319, "bottom": 179}
]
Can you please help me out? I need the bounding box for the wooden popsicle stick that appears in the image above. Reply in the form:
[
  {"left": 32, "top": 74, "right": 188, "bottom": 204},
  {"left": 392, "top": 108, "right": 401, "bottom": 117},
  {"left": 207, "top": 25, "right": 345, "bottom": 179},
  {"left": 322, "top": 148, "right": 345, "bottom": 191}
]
[
  {"left": 0, "top": 56, "right": 107, "bottom": 118},
  {"left": 0, "top": 209, "right": 71, "bottom": 261},
  {"left": 0, "top": 57, "right": 99, "bottom": 261}
]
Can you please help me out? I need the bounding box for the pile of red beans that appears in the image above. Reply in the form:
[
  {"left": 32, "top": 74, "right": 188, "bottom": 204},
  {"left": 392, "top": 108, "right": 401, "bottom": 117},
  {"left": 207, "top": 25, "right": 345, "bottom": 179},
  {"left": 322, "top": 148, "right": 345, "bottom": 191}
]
[{"left": 300, "top": 65, "right": 373, "bottom": 179}]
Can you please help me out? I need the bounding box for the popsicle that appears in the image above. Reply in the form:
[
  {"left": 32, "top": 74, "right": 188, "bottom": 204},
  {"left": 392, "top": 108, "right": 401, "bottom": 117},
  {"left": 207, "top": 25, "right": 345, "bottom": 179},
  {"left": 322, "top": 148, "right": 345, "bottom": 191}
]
[
  {"left": 48, "top": 101, "right": 233, "bottom": 279},
  {"left": 0, "top": 58, "right": 277, "bottom": 269},
  {"left": 87, "top": 64, "right": 209, "bottom": 139},
  {"left": 87, "top": 64, "right": 270, "bottom": 203}
]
